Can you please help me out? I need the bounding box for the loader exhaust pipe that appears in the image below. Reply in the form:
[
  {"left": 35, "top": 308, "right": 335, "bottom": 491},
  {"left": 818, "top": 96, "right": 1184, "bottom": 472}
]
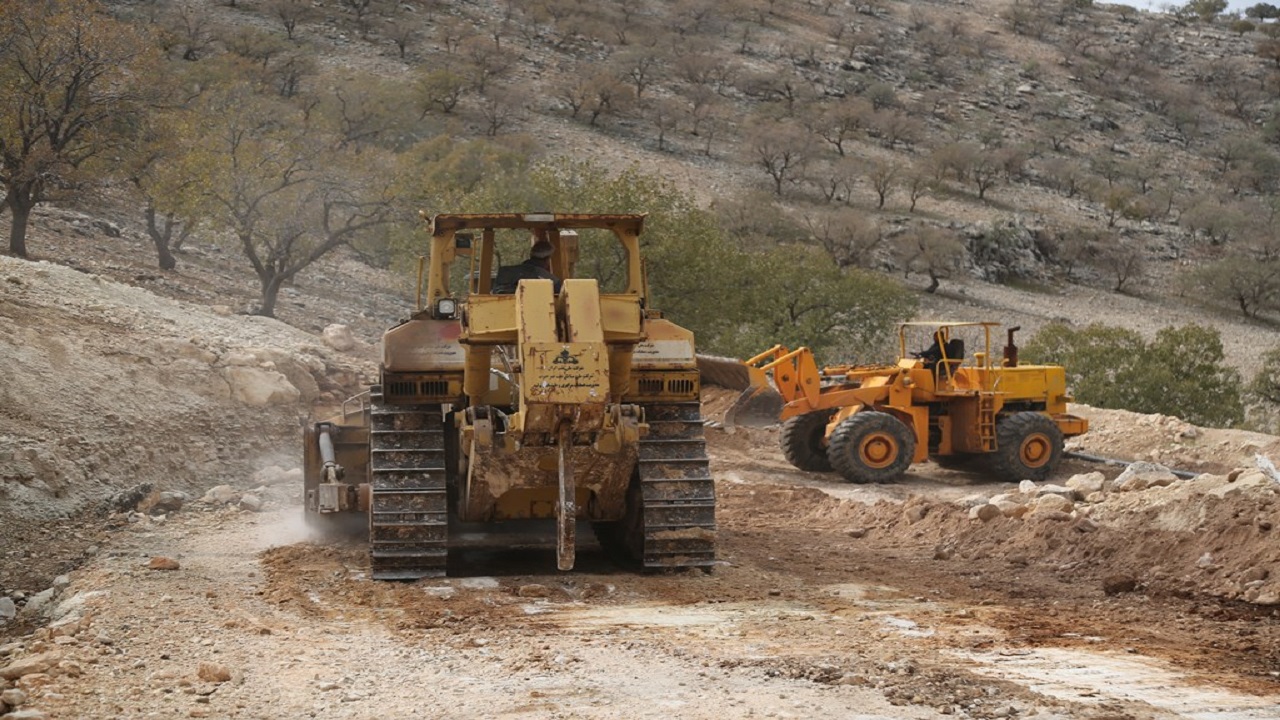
[{"left": 1004, "top": 326, "right": 1020, "bottom": 368}]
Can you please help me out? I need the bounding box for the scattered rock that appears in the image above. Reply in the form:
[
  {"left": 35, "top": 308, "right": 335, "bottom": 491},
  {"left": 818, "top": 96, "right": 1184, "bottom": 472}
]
[
  {"left": 196, "top": 662, "right": 232, "bottom": 683},
  {"left": 516, "top": 584, "right": 551, "bottom": 598},
  {"left": 846, "top": 527, "right": 867, "bottom": 538},
  {"left": 201, "top": 485, "right": 239, "bottom": 504},
  {"left": 0, "top": 600, "right": 14, "bottom": 621},
  {"left": 107, "top": 483, "right": 153, "bottom": 512},
  {"left": 1, "top": 709, "right": 49, "bottom": 720},
  {"left": 21, "top": 590, "right": 55, "bottom": 619},
  {"left": 992, "top": 499, "right": 1029, "bottom": 519},
  {"left": 1114, "top": 462, "right": 1179, "bottom": 492},
  {"left": 1065, "top": 471, "right": 1105, "bottom": 496},
  {"left": 902, "top": 505, "right": 927, "bottom": 524},
  {"left": 1, "top": 689, "right": 27, "bottom": 707},
  {"left": 1031, "top": 494, "right": 1075, "bottom": 515},
  {"left": 0, "top": 652, "right": 60, "bottom": 681},
  {"left": 1034, "top": 484, "right": 1079, "bottom": 501},
  {"left": 1102, "top": 574, "right": 1139, "bottom": 595},
  {"left": 968, "top": 504, "right": 1001, "bottom": 522},
  {"left": 238, "top": 493, "right": 263, "bottom": 512},
  {"left": 322, "top": 324, "right": 357, "bottom": 351},
  {"left": 147, "top": 557, "right": 180, "bottom": 571},
  {"left": 148, "top": 491, "right": 187, "bottom": 514}
]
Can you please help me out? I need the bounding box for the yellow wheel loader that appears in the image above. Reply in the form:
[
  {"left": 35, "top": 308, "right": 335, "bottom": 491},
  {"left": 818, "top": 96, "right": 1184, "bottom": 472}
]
[
  {"left": 708, "top": 322, "right": 1087, "bottom": 484},
  {"left": 303, "top": 214, "right": 715, "bottom": 579}
]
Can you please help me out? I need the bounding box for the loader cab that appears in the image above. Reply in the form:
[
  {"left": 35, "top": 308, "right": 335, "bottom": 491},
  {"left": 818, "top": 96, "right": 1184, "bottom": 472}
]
[{"left": 900, "top": 322, "right": 1001, "bottom": 392}]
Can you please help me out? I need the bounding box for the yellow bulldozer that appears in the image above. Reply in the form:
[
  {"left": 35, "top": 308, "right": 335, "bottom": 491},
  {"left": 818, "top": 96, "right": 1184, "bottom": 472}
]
[
  {"left": 303, "top": 213, "right": 715, "bottom": 579},
  {"left": 704, "top": 322, "right": 1087, "bottom": 483}
]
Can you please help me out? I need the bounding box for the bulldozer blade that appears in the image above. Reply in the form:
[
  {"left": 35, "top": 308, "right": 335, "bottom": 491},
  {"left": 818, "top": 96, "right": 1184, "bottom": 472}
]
[
  {"left": 696, "top": 354, "right": 755, "bottom": 391},
  {"left": 697, "top": 354, "right": 784, "bottom": 429},
  {"left": 724, "top": 386, "right": 785, "bottom": 429}
]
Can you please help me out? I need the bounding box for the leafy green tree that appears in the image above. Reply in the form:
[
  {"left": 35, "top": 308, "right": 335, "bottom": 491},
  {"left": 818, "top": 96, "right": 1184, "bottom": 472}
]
[
  {"left": 1182, "top": 0, "right": 1227, "bottom": 21},
  {"left": 1140, "top": 325, "right": 1243, "bottom": 427},
  {"left": 725, "top": 245, "right": 916, "bottom": 363},
  {"left": 1247, "top": 2, "right": 1280, "bottom": 19},
  {"left": 0, "top": 0, "right": 149, "bottom": 257},
  {"left": 1023, "top": 323, "right": 1146, "bottom": 410},
  {"left": 1250, "top": 346, "right": 1280, "bottom": 405},
  {"left": 1024, "top": 323, "right": 1244, "bottom": 427}
]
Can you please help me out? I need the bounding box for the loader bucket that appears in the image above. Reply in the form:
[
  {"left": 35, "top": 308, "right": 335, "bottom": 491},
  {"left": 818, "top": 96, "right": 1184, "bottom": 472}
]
[{"left": 696, "top": 354, "right": 784, "bottom": 428}]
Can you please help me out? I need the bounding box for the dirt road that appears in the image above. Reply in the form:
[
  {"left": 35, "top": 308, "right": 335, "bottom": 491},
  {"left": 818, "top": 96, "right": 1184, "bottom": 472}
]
[{"left": 4, "top": 418, "right": 1279, "bottom": 720}]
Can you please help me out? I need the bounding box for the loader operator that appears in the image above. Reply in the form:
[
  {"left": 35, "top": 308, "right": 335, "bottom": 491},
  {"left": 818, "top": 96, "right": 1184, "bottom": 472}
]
[
  {"left": 917, "top": 330, "right": 946, "bottom": 368},
  {"left": 492, "top": 239, "right": 562, "bottom": 294}
]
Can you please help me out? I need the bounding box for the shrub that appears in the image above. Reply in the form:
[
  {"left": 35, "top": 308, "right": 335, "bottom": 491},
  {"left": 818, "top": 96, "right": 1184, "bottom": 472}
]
[{"left": 1023, "top": 322, "right": 1244, "bottom": 427}]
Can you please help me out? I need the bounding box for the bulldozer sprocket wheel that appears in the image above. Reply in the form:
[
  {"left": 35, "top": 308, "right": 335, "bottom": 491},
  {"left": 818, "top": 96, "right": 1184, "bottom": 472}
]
[
  {"left": 622, "top": 402, "right": 716, "bottom": 570},
  {"left": 990, "top": 411, "right": 1064, "bottom": 483},
  {"left": 781, "top": 411, "right": 834, "bottom": 472},
  {"left": 826, "top": 411, "right": 915, "bottom": 484},
  {"left": 367, "top": 388, "right": 449, "bottom": 580}
]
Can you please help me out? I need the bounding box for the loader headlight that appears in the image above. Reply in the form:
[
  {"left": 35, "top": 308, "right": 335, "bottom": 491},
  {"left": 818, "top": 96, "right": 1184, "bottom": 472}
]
[{"left": 435, "top": 298, "right": 457, "bottom": 319}]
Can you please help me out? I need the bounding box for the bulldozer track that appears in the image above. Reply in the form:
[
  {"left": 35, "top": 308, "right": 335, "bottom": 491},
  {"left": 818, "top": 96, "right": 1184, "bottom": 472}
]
[
  {"left": 368, "top": 387, "right": 448, "bottom": 580},
  {"left": 636, "top": 402, "right": 716, "bottom": 569}
]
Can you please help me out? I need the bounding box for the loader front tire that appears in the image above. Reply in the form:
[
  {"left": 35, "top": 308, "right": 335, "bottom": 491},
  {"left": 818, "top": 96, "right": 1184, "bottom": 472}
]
[
  {"left": 781, "top": 411, "right": 834, "bottom": 472},
  {"left": 991, "top": 412, "right": 1064, "bottom": 483},
  {"left": 827, "top": 411, "right": 915, "bottom": 483}
]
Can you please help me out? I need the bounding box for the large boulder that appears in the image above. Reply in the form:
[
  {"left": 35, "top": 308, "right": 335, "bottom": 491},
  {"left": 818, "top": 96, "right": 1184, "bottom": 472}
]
[
  {"left": 223, "top": 366, "right": 300, "bottom": 407},
  {"left": 1114, "top": 462, "right": 1179, "bottom": 492},
  {"left": 322, "top": 324, "right": 357, "bottom": 352}
]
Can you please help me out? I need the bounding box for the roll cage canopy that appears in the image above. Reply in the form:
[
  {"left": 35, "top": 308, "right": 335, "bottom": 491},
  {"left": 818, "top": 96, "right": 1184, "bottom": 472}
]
[{"left": 422, "top": 213, "right": 650, "bottom": 309}]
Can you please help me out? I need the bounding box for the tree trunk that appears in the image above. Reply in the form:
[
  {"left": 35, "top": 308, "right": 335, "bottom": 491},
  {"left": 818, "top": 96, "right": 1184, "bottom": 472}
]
[
  {"left": 256, "top": 274, "right": 284, "bottom": 317},
  {"left": 7, "top": 195, "right": 32, "bottom": 258},
  {"left": 145, "top": 206, "right": 178, "bottom": 271}
]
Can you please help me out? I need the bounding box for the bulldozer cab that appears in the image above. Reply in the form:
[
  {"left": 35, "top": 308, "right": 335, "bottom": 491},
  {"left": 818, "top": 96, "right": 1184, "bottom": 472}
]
[{"left": 419, "top": 213, "right": 649, "bottom": 312}]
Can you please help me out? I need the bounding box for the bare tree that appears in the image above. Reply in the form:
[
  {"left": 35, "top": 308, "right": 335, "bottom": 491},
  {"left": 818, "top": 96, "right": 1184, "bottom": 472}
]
[
  {"left": 416, "top": 69, "right": 467, "bottom": 116},
  {"left": 866, "top": 161, "right": 897, "bottom": 209},
  {"left": 893, "top": 226, "right": 966, "bottom": 293},
  {"left": 612, "top": 48, "right": 663, "bottom": 100},
  {"left": 903, "top": 165, "right": 932, "bottom": 212},
  {"left": 647, "top": 99, "right": 682, "bottom": 151},
  {"left": 804, "top": 209, "right": 883, "bottom": 268},
  {"left": 461, "top": 35, "right": 514, "bottom": 93},
  {"left": 816, "top": 98, "right": 872, "bottom": 156},
  {"left": 270, "top": 0, "right": 312, "bottom": 40},
  {"left": 745, "top": 119, "right": 813, "bottom": 195},
  {"left": 388, "top": 20, "right": 418, "bottom": 59},
  {"left": 1, "top": 0, "right": 147, "bottom": 257},
  {"left": 807, "top": 157, "right": 860, "bottom": 204},
  {"left": 476, "top": 87, "right": 522, "bottom": 137},
  {"left": 1097, "top": 241, "right": 1145, "bottom": 293}
]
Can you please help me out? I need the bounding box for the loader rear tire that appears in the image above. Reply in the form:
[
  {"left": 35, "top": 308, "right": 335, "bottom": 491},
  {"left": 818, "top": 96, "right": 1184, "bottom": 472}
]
[
  {"left": 781, "top": 411, "right": 834, "bottom": 472},
  {"left": 827, "top": 411, "right": 915, "bottom": 484},
  {"left": 990, "top": 412, "right": 1064, "bottom": 483}
]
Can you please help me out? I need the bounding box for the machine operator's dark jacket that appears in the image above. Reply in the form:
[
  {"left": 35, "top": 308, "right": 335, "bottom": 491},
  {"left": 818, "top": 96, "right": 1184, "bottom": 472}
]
[{"left": 492, "top": 260, "right": 562, "bottom": 294}]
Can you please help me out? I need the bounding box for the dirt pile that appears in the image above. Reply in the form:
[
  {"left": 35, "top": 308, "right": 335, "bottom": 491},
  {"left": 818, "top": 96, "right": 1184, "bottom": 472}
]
[{"left": 0, "top": 255, "right": 375, "bottom": 592}]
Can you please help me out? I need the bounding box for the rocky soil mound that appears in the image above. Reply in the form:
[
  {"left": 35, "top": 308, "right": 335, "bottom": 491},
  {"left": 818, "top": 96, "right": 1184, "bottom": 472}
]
[{"left": 0, "top": 254, "right": 375, "bottom": 593}]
